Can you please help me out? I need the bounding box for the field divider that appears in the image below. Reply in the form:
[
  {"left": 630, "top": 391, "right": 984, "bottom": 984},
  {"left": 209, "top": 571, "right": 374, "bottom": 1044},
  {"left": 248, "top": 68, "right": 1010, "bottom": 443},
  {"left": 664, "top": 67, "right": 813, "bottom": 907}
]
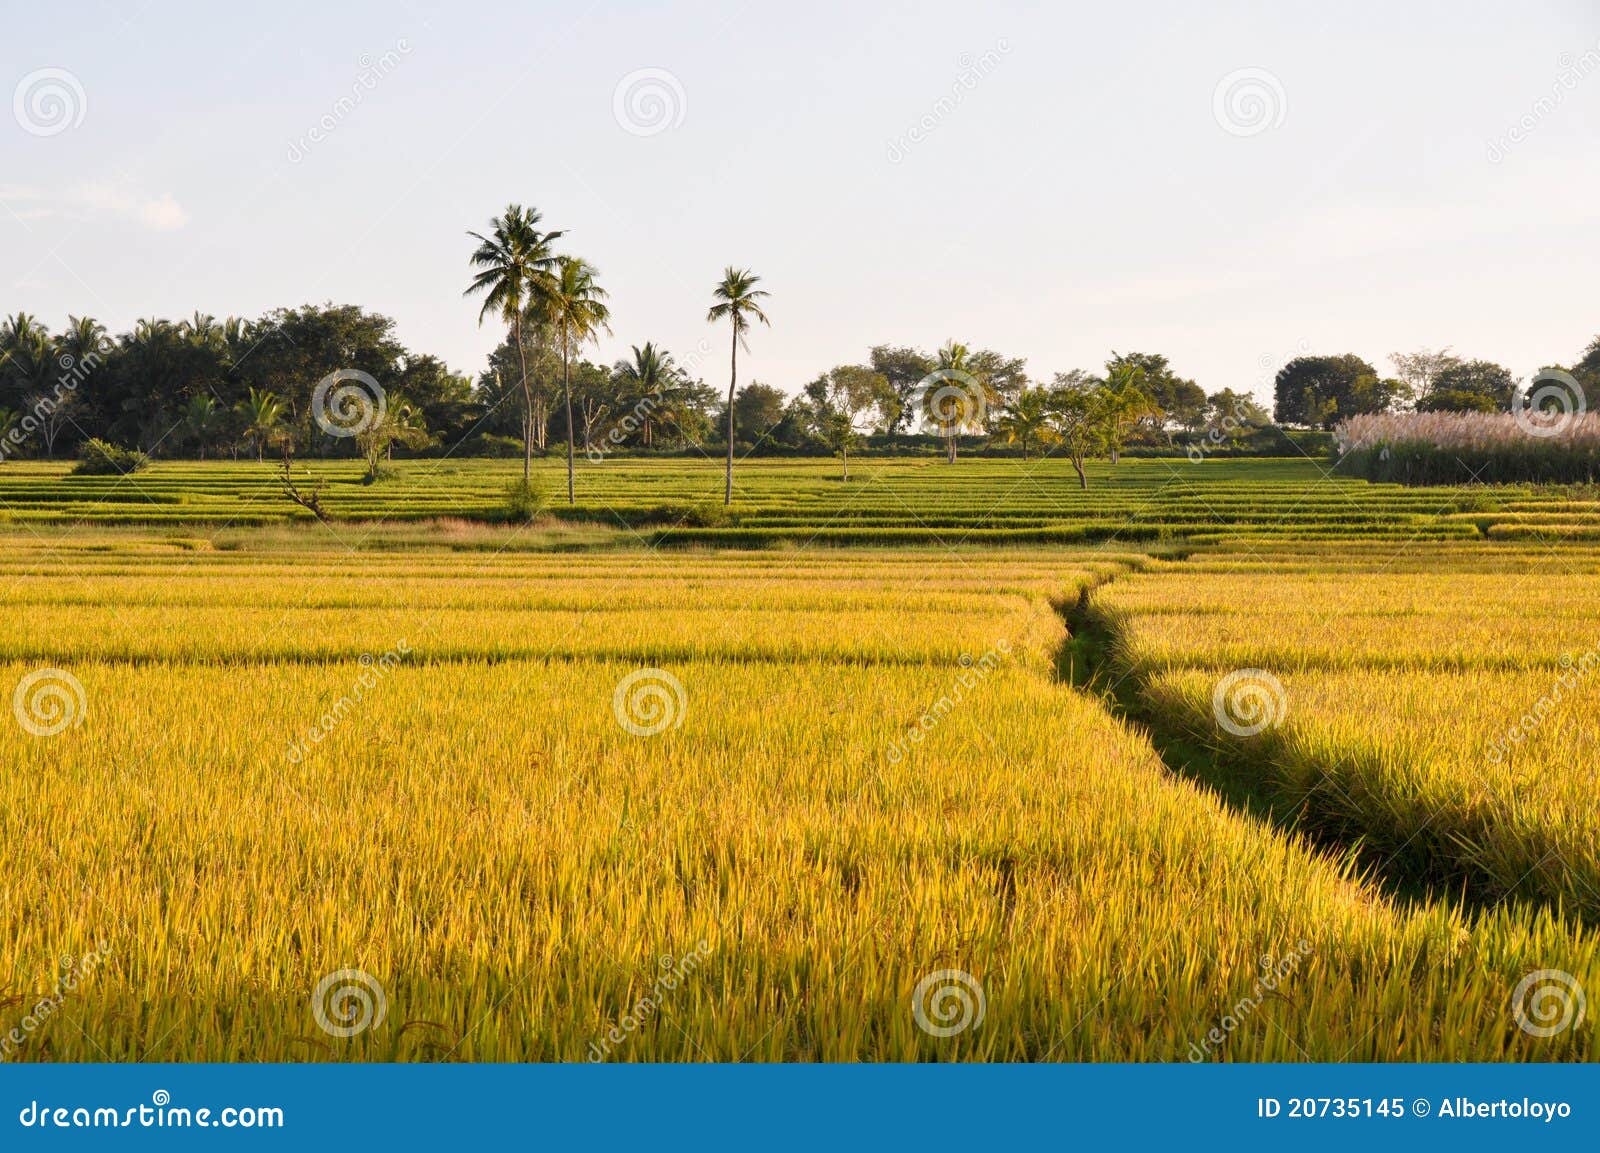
[{"left": 1057, "top": 582, "right": 1600, "bottom": 927}]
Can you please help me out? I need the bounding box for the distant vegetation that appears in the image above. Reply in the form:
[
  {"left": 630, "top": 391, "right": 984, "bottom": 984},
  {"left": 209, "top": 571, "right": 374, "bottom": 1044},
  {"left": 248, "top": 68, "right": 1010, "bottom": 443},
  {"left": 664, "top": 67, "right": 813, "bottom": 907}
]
[
  {"left": 3, "top": 208, "right": 1596, "bottom": 496},
  {"left": 1335, "top": 409, "right": 1600, "bottom": 485}
]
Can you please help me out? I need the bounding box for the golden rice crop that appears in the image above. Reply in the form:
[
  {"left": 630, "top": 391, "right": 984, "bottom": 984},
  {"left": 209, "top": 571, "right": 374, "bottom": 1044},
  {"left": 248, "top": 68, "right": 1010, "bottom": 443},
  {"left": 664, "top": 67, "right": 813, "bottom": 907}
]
[
  {"left": 1087, "top": 547, "right": 1600, "bottom": 920},
  {"left": 2, "top": 531, "right": 1595, "bottom": 1062}
]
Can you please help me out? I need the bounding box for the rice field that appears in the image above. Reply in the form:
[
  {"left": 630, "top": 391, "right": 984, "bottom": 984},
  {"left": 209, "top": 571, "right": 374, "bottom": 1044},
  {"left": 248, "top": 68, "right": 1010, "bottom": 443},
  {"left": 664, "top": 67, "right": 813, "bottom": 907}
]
[
  {"left": 0, "top": 455, "right": 1572, "bottom": 543},
  {"left": 1087, "top": 544, "right": 1600, "bottom": 921},
  {"left": 2, "top": 463, "right": 1597, "bottom": 1063}
]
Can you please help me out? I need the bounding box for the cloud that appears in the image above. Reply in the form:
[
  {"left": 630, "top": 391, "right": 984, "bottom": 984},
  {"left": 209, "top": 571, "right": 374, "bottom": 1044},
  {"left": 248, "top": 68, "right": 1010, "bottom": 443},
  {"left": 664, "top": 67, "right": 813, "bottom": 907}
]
[
  {"left": 70, "top": 182, "right": 189, "bottom": 231},
  {"left": 0, "top": 182, "right": 188, "bottom": 231}
]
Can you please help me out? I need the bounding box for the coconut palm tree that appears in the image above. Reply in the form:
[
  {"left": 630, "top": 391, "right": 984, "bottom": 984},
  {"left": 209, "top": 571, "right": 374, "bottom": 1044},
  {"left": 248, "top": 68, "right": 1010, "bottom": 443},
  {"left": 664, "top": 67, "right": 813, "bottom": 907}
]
[
  {"left": 183, "top": 395, "right": 220, "bottom": 459},
  {"left": 615, "top": 342, "right": 677, "bottom": 448},
  {"left": 995, "top": 386, "right": 1056, "bottom": 461},
  {"left": 236, "top": 387, "right": 284, "bottom": 462},
  {"left": 357, "top": 396, "right": 431, "bottom": 479},
  {"left": 929, "top": 340, "right": 998, "bottom": 464},
  {"left": 544, "top": 256, "right": 611, "bottom": 504},
  {"left": 465, "top": 205, "right": 563, "bottom": 483},
  {"left": 707, "top": 268, "right": 771, "bottom": 505},
  {"left": 1100, "top": 363, "right": 1155, "bottom": 465}
]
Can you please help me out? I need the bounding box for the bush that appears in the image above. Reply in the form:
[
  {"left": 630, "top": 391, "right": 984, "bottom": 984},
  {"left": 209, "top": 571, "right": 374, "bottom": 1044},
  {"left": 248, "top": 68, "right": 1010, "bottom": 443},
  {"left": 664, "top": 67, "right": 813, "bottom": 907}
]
[
  {"left": 503, "top": 477, "right": 549, "bottom": 523},
  {"left": 73, "top": 439, "right": 150, "bottom": 476}
]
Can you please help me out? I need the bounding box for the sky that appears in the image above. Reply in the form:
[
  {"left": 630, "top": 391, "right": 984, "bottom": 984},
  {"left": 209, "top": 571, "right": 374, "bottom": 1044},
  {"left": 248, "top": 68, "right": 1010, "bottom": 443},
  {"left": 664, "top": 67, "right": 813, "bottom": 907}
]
[{"left": 4, "top": 0, "right": 1600, "bottom": 404}]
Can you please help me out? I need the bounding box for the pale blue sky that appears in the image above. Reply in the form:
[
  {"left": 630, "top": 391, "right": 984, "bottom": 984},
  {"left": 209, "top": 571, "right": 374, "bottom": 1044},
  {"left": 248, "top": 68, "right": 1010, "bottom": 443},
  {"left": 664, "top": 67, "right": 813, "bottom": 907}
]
[{"left": 4, "top": 0, "right": 1599, "bottom": 401}]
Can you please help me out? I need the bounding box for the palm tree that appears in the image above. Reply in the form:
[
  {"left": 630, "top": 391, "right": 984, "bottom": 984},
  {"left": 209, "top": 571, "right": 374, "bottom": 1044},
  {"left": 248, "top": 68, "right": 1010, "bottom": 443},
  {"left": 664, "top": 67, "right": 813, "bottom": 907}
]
[
  {"left": 707, "top": 268, "right": 771, "bottom": 505},
  {"left": 995, "top": 386, "right": 1055, "bottom": 461},
  {"left": 615, "top": 342, "right": 677, "bottom": 448},
  {"left": 183, "top": 395, "right": 220, "bottom": 459},
  {"left": 465, "top": 205, "right": 563, "bottom": 483},
  {"left": 1100, "top": 364, "right": 1155, "bottom": 465},
  {"left": 357, "top": 396, "right": 431, "bottom": 479},
  {"left": 544, "top": 256, "right": 611, "bottom": 504},
  {"left": 236, "top": 387, "right": 284, "bottom": 462},
  {"left": 930, "top": 340, "right": 996, "bottom": 464}
]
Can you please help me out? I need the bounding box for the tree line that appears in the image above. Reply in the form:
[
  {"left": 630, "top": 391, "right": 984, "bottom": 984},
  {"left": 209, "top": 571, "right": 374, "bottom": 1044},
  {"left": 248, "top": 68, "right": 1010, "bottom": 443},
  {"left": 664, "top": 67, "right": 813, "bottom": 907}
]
[
  {"left": 13, "top": 198, "right": 1587, "bottom": 495},
  {"left": 1273, "top": 341, "right": 1600, "bottom": 427}
]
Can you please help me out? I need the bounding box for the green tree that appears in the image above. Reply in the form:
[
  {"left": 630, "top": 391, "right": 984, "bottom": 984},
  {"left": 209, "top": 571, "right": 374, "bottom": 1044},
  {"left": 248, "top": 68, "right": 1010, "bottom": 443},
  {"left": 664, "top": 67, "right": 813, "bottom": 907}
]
[
  {"left": 995, "top": 386, "right": 1056, "bottom": 460},
  {"left": 1047, "top": 373, "right": 1107, "bottom": 489},
  {"left": 1098, "top": 363, "right": 1156, "bottom": 464},
  {"left": 1417, "top": 359, "right": 1518, "bottom": 413},
  {"left": 357, "top": 397, "right": 431, "bottom": 478},
  {"left": 1273, "top": 354, "right": 1392, "bottom": 428},
  {"left": 730, "top": 382, "right": 788, "bottom": 446},
  {"left": 803, "top": 366, "right": 889, "bottom": 480},
  {"left": 183, "top": 395, "right": 220, "bottom": 459},
  {"left": 868, "top": 344, "right": 936, "bottom": 436},
  {"left": 924, "top": 340, "right": 997, "bottom": 463},
  {"left": 613, "top": 342, "right": 677, "bottom": 449},
  {"left": 546, "top": 256, "right": 612, "bottom": 504},
  {"left": 465, "top": 205, "right": 563, "bottom": 483},
  {"left": 707, "top": 267, "right": 772, "bottom": 505},
  {"left": 1106, "top": 351, "right": 1206, "bottom": 436},
  {"left": 236, "top": 387, "right": 284, "bottom": 462}
]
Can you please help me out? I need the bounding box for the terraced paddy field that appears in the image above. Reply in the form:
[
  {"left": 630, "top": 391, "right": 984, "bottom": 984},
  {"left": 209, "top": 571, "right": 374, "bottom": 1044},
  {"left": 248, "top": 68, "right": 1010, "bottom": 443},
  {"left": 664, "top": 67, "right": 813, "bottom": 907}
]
[
  {"left": 2, "top": 455, "right": 1594, "bottom": 544},
  {"left": 2, "top": 521, "right": 1597, "bottom": 1062}
]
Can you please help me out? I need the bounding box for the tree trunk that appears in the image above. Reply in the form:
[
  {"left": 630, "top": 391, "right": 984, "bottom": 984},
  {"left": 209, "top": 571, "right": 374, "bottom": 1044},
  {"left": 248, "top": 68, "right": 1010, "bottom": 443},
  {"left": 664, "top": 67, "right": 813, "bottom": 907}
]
[
  {"left": 724, "top": 324, "right": 737, "bottom": 506},
  {"left": 513, "top": 313, "right": 532, "bottom": 484},
  {"left": 1072, "top": 455, "right": 1087, "bottom": 488},
  {"left": 563, "top": 322, "right": 575, "bottom": 505},
  {"left": 947, "top": 432, "right": 957, "bottom": 464}
]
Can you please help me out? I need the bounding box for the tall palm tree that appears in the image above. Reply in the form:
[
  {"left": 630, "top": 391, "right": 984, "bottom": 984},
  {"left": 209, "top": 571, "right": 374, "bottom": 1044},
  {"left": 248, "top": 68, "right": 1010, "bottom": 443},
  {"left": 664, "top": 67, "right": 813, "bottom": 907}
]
[
  {"left": 465, "top": 205, "right": 563, "bottom": 483},
  {"left": 544, "top": 256, "right": 612, "bottom": 503},
  {"left": 707, "top": 267, "right": 771, "bottom": 505},
  {"left": 236, "top": 387, "right": 284, "bottom": 462},
  {"left": 931, "top": 340, "right": 995, "bottom": 464}
]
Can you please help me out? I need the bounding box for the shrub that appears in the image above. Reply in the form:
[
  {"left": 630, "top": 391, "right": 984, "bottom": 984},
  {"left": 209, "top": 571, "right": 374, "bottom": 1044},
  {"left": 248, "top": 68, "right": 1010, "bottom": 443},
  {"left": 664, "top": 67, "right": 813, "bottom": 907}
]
[
  {"left": 503, "top": 477, "right": 549, "bottom": 523},
  {"left": 73, "top": 439, "right": 150, "bottom": 476}
]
